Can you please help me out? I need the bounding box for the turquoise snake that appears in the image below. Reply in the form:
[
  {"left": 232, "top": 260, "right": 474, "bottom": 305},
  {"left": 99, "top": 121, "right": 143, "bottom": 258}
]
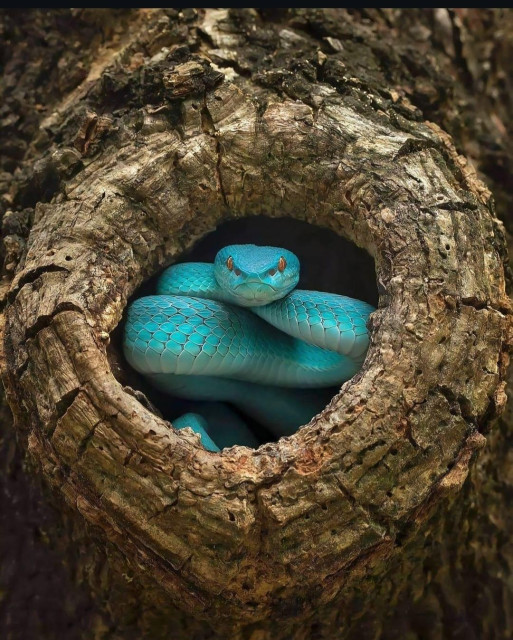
[{"left": 123, "top": 244, "right": 375, "bottom": 451}]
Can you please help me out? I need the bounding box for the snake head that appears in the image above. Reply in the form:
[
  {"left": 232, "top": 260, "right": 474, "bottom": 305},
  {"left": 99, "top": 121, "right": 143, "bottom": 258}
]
[{"left": 214, "top": 244, "right": 300, "bottom": 306}]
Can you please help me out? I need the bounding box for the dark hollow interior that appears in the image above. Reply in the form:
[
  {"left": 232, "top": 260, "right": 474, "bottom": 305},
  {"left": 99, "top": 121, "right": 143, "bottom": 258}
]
[{"left": 112, "top": 216, "right": 378, "bottom": 448}]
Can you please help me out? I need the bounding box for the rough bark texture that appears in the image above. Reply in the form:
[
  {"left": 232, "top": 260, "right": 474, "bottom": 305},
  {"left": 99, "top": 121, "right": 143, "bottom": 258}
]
[{"left": 1, "top": 9, "right": 513, "bottom": 640}]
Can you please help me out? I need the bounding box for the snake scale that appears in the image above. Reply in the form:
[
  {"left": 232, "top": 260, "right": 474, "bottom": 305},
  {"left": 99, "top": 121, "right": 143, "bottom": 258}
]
[{"left": 123, "top": 245, "right": 375, "bottom": 451}]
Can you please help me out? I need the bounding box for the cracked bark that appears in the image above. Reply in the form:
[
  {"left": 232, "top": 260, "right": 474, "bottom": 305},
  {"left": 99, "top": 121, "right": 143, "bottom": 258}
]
[{"left": 1, "top": 9, "right": 513, "bottom": 640}]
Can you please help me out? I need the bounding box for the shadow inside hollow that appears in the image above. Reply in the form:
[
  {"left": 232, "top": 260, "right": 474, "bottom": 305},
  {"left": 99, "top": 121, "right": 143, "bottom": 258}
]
[{"left": 111, "top": 216, "right": 378, "bottom": 447}]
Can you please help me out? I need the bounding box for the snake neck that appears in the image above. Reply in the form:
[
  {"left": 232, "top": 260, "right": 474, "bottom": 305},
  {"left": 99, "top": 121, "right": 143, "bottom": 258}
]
[{"left": 157, "top": 263, "right": 237, "bottom": 305}]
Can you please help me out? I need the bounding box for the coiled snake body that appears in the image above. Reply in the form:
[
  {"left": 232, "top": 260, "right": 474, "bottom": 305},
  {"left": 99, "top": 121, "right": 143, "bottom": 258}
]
[{"left": 123, "top": 245, "right": 375, "bottom": 451}]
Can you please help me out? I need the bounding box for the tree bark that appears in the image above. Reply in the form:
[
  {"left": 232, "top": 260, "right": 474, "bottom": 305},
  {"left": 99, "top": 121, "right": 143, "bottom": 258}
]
[{"left": 1, "top": 9, "right": 513, "bottom": 640}]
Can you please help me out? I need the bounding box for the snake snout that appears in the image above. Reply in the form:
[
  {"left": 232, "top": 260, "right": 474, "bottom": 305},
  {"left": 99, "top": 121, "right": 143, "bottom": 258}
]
[{"left": 233, "top": 281, "right": 280, "bottom": 306}]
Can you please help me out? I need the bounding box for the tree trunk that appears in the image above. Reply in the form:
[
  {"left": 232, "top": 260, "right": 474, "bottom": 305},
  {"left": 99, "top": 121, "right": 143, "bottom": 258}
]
[{"left": 1, "top": 9, "right": 513, "bottom": 640}]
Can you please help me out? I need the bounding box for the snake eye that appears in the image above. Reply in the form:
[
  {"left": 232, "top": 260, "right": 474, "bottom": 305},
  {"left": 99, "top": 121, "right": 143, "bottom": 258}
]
[
  {"left": 226, "top": 256, "right": 233, "bottom": 271},
  {"left": 268, "top": 268, "right": 277, "bottom": 276},
  {"left": 278, "top": 256, "right": 286, "bottom": 272}
]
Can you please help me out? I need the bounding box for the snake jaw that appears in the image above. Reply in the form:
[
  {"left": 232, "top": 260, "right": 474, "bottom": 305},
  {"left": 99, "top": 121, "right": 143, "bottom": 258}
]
[{"left": 231, "top": 281, "right": 281, "bottom": 306}]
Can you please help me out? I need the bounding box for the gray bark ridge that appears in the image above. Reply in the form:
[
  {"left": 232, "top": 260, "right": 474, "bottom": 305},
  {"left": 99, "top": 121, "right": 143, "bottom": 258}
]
[{"left": 1, "top": 8, "right": 512, "bottom": 637}]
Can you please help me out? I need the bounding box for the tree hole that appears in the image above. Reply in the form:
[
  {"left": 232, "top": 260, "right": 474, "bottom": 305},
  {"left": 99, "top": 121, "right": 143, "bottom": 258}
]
[{"left": 114, "top": 216, "right": 378, "bottom": 451}]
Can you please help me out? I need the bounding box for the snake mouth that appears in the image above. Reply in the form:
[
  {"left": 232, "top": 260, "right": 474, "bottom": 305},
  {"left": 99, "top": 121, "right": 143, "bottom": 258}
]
[{"left": 232, "top": 282, "right": 281, "bottom": 305}]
